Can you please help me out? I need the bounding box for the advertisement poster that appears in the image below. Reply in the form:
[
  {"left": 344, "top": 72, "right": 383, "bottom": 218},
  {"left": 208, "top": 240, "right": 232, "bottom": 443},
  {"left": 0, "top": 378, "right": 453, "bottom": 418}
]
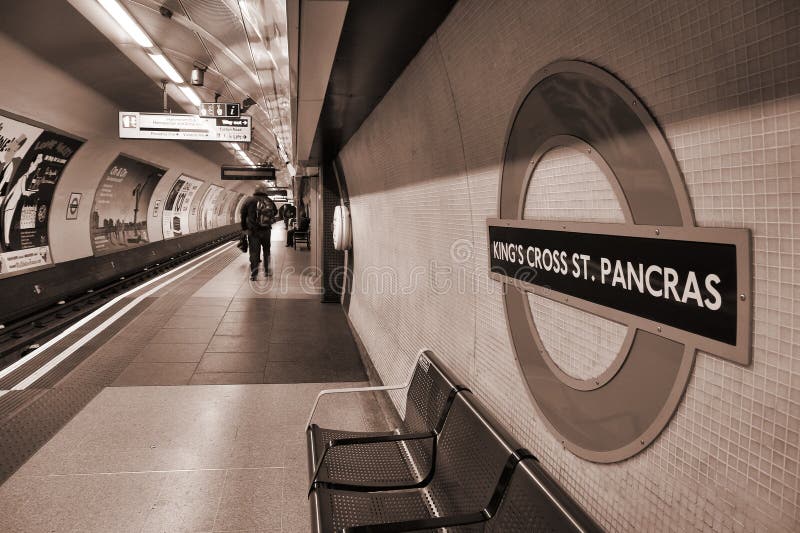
[
  {"left": 90, "top": 155, "right": 164, "bottom": 255},
  {"left": 197, "top": 184, "right": 223, "bottom": 230},
  {"left": 229, "top": 193, "right": 244, "bottom": 225},
  {"left": 0, "top": 114, "right": 83, "bottom": 277},
  {"left": 214, "top": 189, "right": 236, "bottom": 227},
  {"left": 233, "top": 194, "right": 246, "bottom": 225},
  {"left": 162, "top": 175, "right": 203, "bottom": 239}
]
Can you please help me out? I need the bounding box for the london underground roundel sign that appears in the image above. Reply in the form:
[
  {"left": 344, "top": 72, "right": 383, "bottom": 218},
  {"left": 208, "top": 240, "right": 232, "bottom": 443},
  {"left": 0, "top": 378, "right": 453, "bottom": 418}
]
[{"left": 490, "top": 61, "right": 752, "bottom": 462}]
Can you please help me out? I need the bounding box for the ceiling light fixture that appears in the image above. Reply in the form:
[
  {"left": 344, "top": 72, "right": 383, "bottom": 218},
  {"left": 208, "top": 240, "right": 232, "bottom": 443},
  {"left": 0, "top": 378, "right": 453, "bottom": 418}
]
[
  {"left": 239, "top": 152, "right": 255, "bottom": 166},
  {"left": 148, "top": 54, "right": 184, "bottom": 83},
  {"left": 97, "top": 0, "right": 153, "bottom": 48},
  {"left": 287, "top": 163, "right": 296, "bottom": 177},
  {"left": 241, "top": 97, "right": 256, "bottom": 113},
  {"left": 178, "top": 85, "right": 202, "bottom": 106}
]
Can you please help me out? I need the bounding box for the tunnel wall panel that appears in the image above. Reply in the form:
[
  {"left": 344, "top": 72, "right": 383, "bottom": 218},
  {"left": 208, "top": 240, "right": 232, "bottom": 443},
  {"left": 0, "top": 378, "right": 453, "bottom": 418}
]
[
  {"left": 0, "top": 223, "right": 238, "bottom": 324},
  {"left": 0, "top": 33, "right": 241, "bottom": 267},
  {"left": 0, "top": 112, "right": 84, "bottom": 277},
  {"left": 339, "top": 0, "right": 800, "bottom": 531}
]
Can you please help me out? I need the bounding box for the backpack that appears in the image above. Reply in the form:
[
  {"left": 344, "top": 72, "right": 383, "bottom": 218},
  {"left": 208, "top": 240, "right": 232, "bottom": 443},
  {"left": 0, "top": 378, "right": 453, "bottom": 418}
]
[{"left": 254, "top": 197, "right": 275, "bottom": 227}]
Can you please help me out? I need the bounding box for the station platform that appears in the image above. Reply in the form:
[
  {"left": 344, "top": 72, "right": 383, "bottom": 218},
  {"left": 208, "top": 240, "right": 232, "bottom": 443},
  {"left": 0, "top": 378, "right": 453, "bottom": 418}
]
[{"left": 0, "top": 226, "right": 387, "bottom": 533}]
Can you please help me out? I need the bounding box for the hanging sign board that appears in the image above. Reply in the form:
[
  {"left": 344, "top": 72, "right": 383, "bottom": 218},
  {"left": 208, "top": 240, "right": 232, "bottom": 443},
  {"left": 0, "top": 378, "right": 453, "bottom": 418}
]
[
  {"left": 220, "top": 165, "right": 276, "bottom": 180},
  {"left": 260, "top": 187, "right": 288, "bottom": 201},
  {"left": 198, "top": 102, "right": 240, "bottom": 118},
  {"left": 487, "top": 219, "right": 751, "bottom": 364},
  {"left": 118, "top": 112, "right": 251, "bottom": 142}
]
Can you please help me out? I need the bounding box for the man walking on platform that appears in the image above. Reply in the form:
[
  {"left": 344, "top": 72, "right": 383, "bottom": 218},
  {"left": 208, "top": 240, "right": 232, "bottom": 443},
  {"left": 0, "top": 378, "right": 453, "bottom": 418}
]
[{"left": 240, "top": 183, "right": 277, "bottom": 280}]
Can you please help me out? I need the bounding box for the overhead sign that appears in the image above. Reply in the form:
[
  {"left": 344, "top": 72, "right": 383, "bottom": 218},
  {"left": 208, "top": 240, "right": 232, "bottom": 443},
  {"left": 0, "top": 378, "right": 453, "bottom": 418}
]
[
  {"left": 118, "top": 112, "right": 251, "bottom": 142},
  {"left": 199, "top": 102, "right": 240, "bottom": 118},
  {"left": 262, "top": 187, "right": 287, "bottom": 200},
  {"left": 220, "top": 164, "right": 276, "bottom": 180}
]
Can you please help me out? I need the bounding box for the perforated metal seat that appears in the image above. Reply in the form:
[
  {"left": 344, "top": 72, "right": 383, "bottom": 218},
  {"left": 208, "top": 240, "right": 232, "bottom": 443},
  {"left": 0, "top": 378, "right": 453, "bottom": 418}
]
[
  {"left": 483, "top": 459, "right": 600, "bottom": 533},
  {"left": 310, "top": 392, "right": 602, "bottom": 533},
  {"left": 307, "top": 351, "right": 464, "bottom": 491},
  {"left": 310, "top": 392, "right": 508, "bottom": 531}
]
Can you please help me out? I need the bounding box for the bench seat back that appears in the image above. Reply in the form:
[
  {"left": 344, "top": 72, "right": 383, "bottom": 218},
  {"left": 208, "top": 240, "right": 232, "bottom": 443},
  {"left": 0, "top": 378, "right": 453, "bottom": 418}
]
[
  {"left": 400, "top": 351, "right": 461, "bottom": 434},
  {"left": 424, "top": 392, "right": 515, "bottom": 516},
  {"left": 485, "top": 458, "right": 602, "bottom": 532}
]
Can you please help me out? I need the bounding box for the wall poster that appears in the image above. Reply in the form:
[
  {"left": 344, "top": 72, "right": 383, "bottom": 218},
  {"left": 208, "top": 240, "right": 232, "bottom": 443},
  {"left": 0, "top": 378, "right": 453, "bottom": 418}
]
[
  {"left": 161, "top": 174, "right": 203, "bottom": 239},
  {"left": 90, "top": 154, "right": 164, "bottom": 255},
  {"left": 0, "top": 113, "right": 83, "bottom": 277},
  {"left": 214, "top": 190, "right": 237, "bottom": 227},
  {"left": 230, "top": 193, "right": 245, "bottom": 225},
  {"left": 197, "top": 184, "right": 223, "bottom": 231}
]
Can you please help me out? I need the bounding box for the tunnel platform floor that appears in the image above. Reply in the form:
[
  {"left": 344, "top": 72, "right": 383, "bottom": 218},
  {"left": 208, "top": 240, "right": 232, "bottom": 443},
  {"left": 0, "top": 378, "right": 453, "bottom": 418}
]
[{"left": 0, "top": 225, "right": 389, "bottom": 532}]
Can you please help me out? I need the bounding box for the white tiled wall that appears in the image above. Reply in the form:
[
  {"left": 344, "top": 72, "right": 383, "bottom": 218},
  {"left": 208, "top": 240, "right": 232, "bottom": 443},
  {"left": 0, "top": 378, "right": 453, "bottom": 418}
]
[
  {"left": 339, "top": 0, "right": 800, "bottom": 531},
  {"left": 524, "top": 147, "right": 628, "bottom": 380}
]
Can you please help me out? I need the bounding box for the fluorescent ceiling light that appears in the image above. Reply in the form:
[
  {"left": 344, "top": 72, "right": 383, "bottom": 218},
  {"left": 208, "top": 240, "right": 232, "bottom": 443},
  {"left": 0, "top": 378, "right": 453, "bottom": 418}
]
[
  {"left": 149, "top": 54, "right": 183, "bottom": 83},
  {"left": 266, "top": 50, "right": 279, "bottom": 70},
  {"left": 239, "top": 152, "right": 255, "bottom": 166},
  {"left": 97, "top": 0, "right": 153, "bottom": 47},
  {"left": 287, "top": 163, "right": 296, "bottom": 177},
  {"left": 178, "top": 85, "right": 202, "bottom": 106}
]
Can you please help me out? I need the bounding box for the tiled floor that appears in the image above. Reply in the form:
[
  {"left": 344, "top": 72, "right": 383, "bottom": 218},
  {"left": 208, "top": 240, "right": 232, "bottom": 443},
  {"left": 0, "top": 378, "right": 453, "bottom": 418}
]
[
  {"left": 0, "top": 383, "right": 390, "bottom": 533},
  {"left": 111, "top": 228, "right": 366, "bottom": 386},
  {"left": 0, "top": 224, "right": 385, "bottom": 531}
]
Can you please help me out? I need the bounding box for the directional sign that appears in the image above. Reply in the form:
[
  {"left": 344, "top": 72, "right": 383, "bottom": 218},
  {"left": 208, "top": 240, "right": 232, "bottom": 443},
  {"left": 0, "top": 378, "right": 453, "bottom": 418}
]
[
  {"left": 221, "top": 165, "right": 276, "bottom": 180},
  {"left": 119, "top": 112, "right": 251, "bottom": 142},
  {"left": 66, "top": 192, "right": 82, "bottom": 220},
  {"left": 199, "top": 102, "right": 240, "bottom": 118}
]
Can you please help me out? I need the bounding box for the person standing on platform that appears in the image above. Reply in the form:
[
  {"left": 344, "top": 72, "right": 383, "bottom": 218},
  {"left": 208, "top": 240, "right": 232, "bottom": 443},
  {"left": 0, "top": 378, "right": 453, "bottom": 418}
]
[
  {"left": 286, "top": 212, "right": 310, "bottom": 247},
  {"left": 240, "top": 183, "right": 278, "bottom": 280},
  {"left": 281, "top": 203, "right": 296, "bottom": 229}
]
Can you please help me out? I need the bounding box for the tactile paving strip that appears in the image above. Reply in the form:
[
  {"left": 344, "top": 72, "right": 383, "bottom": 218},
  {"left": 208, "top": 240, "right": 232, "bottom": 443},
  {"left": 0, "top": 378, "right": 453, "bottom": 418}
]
[
  {"left": 0, "top": 390, "right": 43, "bottom": 425},
  {"left": 0, "top": 246, "right": 239, "bottom": 485},
  {"left": 0, "top": 297, "right": 138, "bottom": 391}
]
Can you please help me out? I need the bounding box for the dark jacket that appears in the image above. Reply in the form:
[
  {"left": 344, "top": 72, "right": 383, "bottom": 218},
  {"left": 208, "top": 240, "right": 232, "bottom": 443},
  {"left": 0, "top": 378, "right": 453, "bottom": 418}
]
[
  {"left": 296, "top": 216, "right": 310, "bottom": 231},
  {"left": 240, "top": 193, "right": 278, "bottom": 232}
]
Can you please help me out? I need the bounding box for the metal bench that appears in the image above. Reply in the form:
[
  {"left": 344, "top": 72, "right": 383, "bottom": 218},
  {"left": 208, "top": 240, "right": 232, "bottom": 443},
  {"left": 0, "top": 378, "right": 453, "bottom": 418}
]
[
  {"left": 306, "top": 356, "right": 602, "bottom": 533},
  {"left": 293, "top": 229, "right": 310, "bottom": 249},
  {"left": 306, "top": 350, "right": 466, "bottom": 493}
]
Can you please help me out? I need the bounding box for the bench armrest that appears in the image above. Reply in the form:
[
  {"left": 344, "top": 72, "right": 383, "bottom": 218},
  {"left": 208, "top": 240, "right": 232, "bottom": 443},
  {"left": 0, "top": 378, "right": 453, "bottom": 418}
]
[
  {"left": 341, "top": 510, "right": 486, "bottom": 533},
  {"left": 305, "top": 348, "right": 431, "bottom": 428},
  {"left": 309, "top": 431, "right": 436, "bottom": 495}
]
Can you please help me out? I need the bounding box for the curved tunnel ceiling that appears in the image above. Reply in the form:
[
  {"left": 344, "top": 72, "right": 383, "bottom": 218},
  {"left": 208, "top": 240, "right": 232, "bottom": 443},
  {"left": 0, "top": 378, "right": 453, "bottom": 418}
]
[
  {"left": 0, "top": 0, "right": 294, "bottom": 188},
  {"left": 123, "top": 0, "right": 293, "bottom": 166},
  {"left": 308, "top": 0, "right": 458, "bottom": 163}
]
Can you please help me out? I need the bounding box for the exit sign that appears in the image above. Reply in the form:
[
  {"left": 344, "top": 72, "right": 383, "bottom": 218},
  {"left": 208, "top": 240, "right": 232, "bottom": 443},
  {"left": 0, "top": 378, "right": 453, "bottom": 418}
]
[{"left": 199, "top": 102, "right": 240, "bottom": 118}]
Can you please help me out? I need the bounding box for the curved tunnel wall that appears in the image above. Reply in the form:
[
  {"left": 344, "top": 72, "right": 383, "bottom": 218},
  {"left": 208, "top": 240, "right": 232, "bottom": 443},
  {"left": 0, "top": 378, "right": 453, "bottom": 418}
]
[
  {"left": 338, "top": 0, "right": 799, "bottom": 531},
  {"left": 0, "top": 32, "right": 246, "bottom": 317}
]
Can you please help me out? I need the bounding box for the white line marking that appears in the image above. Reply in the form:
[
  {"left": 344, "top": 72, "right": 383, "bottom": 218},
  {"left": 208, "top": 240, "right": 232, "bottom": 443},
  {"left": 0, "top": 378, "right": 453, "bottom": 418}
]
[{"left": 0, "top": 242, "right": 235, "bottom": 388}]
